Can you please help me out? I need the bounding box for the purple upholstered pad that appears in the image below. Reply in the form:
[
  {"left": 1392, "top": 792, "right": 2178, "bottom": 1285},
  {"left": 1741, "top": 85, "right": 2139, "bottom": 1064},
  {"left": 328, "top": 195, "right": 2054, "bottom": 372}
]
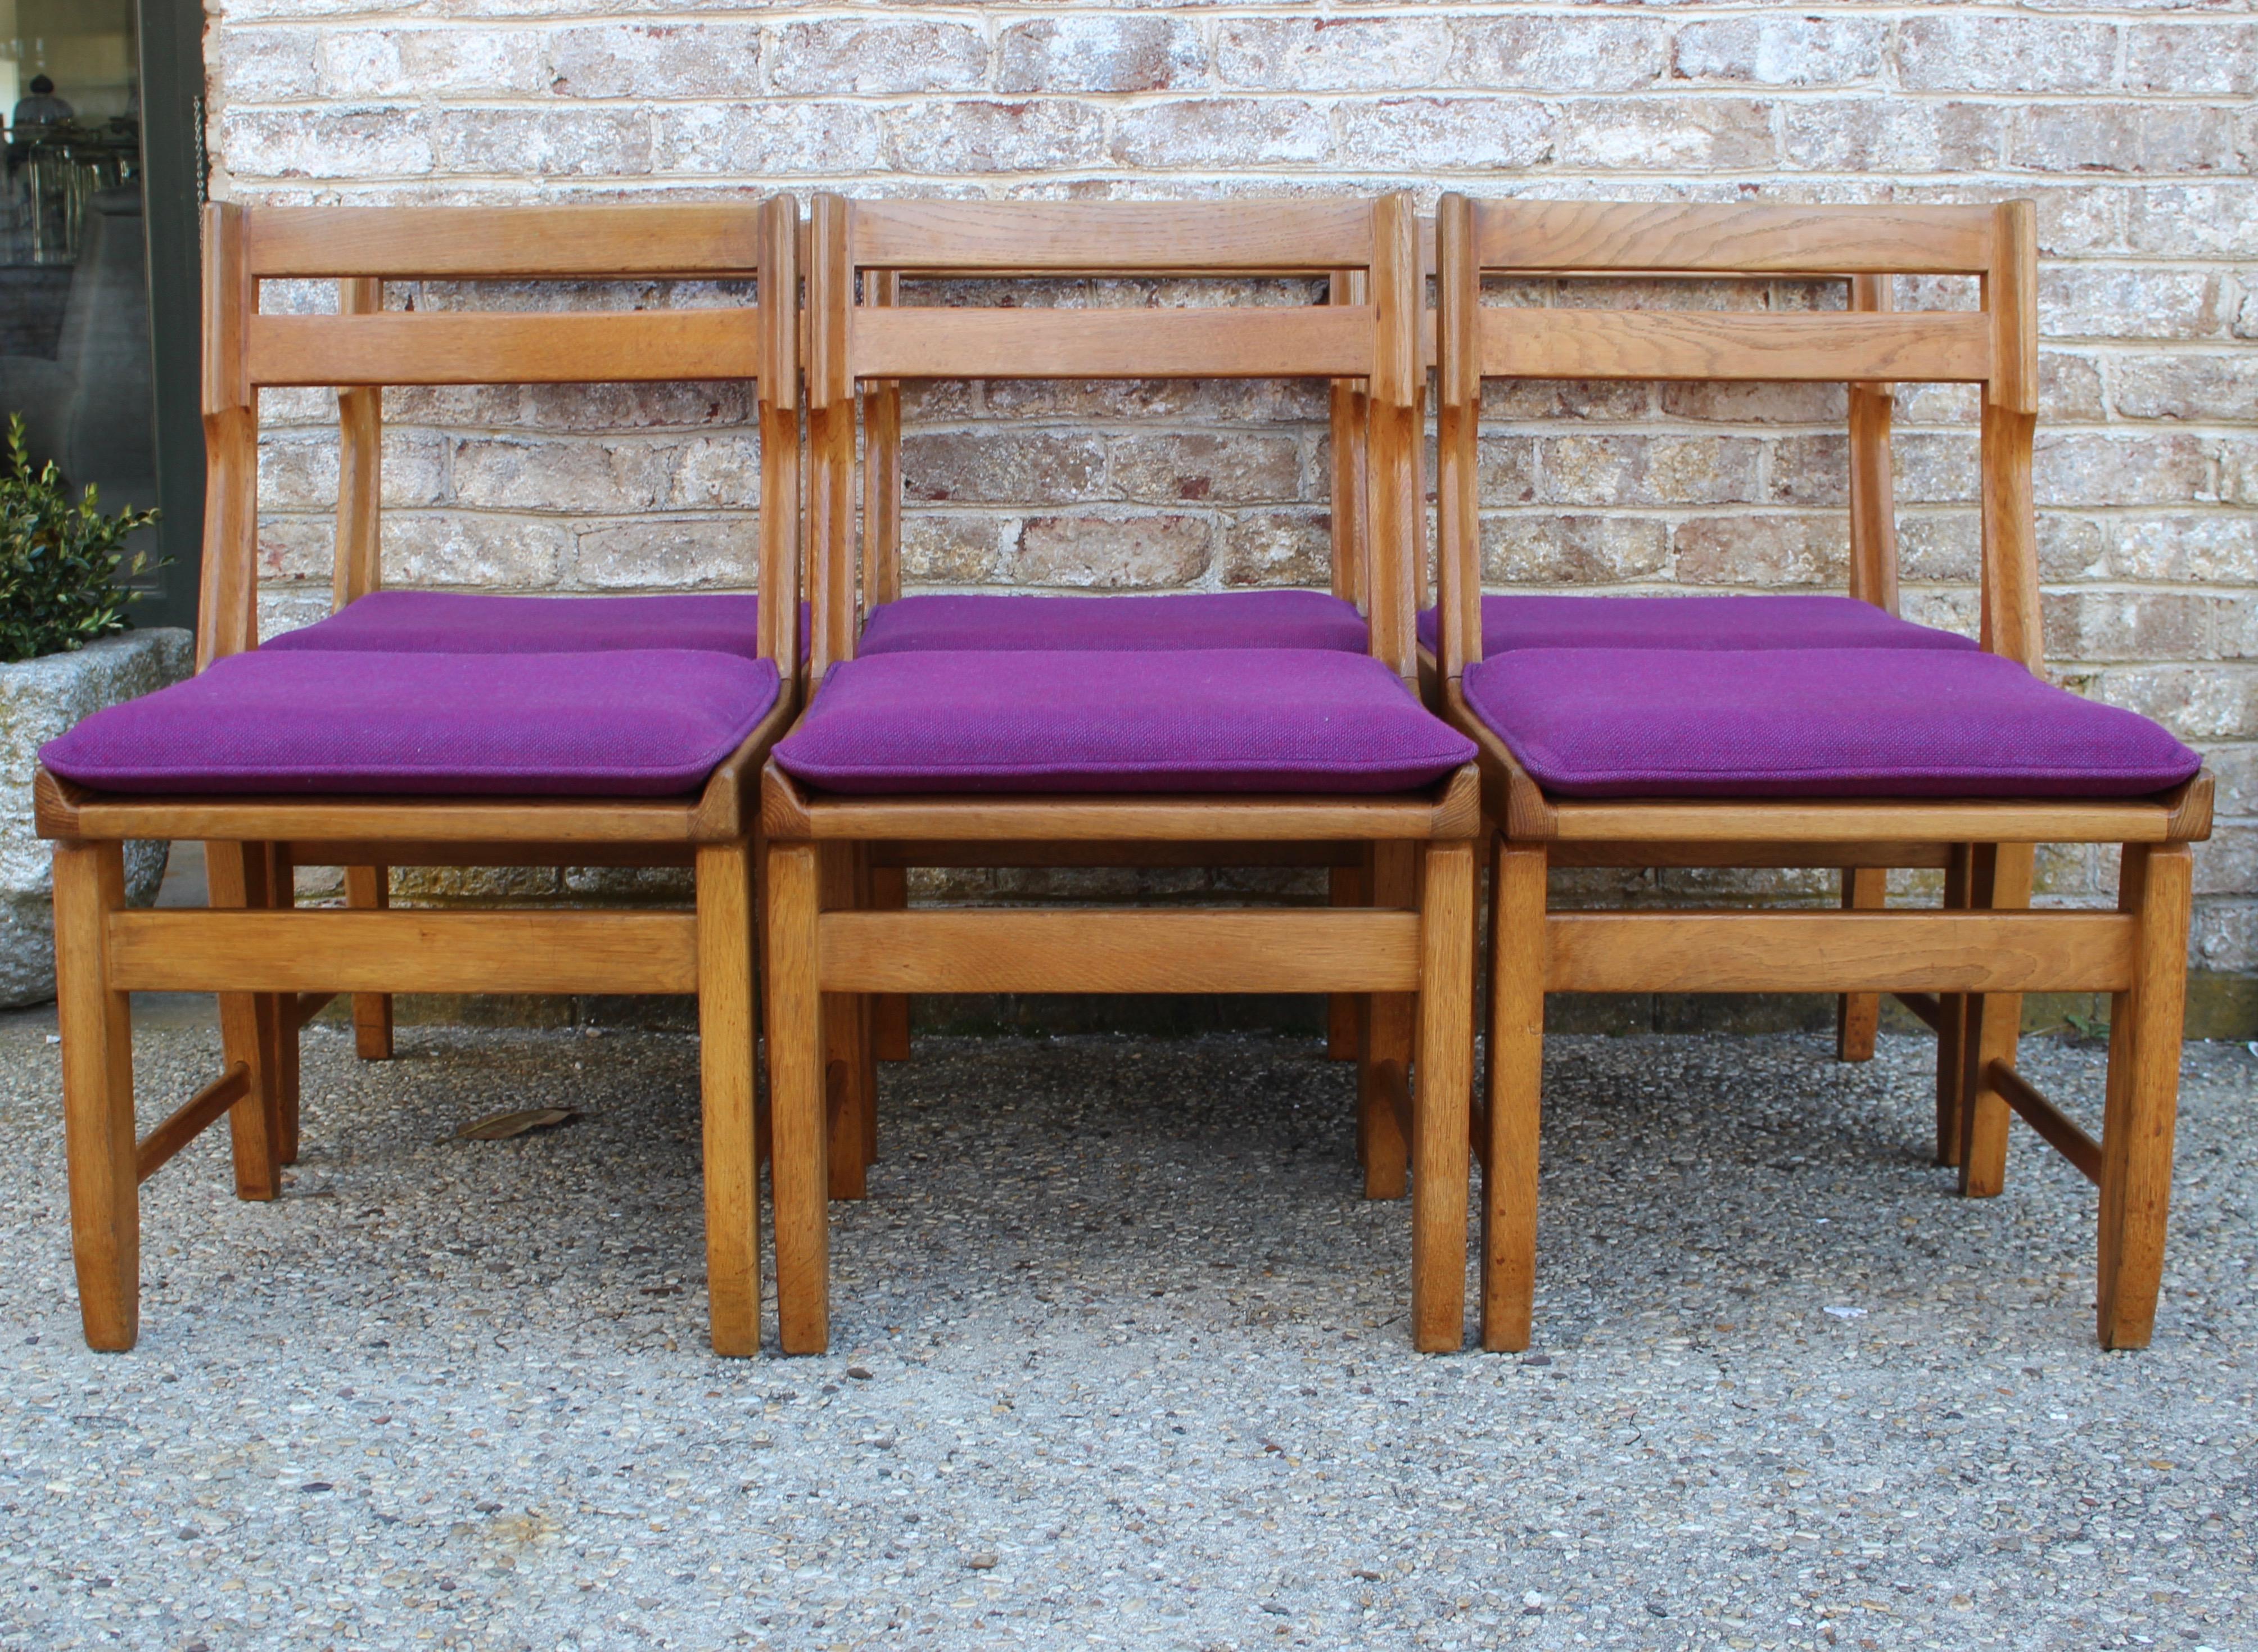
[
  {"left": 774, "top": 649, "right": 1473, "bottom": 795},
  {"left": 264, "top": 591, "right": 800, "bottom": 659},
  {"left": 41, "top": 649, "right": 780, "bottom": 797},
  {"left": 1416, "top": 594, "right": 1976, "bottom": 656},
  {"left": 1462, "top": 648, "right": 2202, "bottom": 800},
  {"left": 860, "top": 591, "right": 1369, "bottom": 655}
]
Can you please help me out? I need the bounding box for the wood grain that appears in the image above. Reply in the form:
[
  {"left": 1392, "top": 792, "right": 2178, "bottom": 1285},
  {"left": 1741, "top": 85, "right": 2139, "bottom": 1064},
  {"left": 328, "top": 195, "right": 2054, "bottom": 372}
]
[
  {"left": 1482, "top": 839, "right": 1547, "bottom": 1354},
  {"left": 247, "top": 204, "right": 766, "bottom": 279},
  {"left": 53, "top": 840, "right": 139, "bottom": 1351},
  {"left": 849, "top": 305, "right": 1371, "bottom": 381},
  {"left": 1473, "top": 200, "right": 1995, "bottom": 275},
  {"left": 766, "top": 841, "right": 829, "bottom": 1355},
  {"left": 1480, "top": 309, "right": 1988, "bottom": 385},
  {"left": 1411, "top": 839, "right": 1474, "bottom": 1354},
  {"left": 850, "top": 198, "right": 1374, "bottom": 272},
  {"left": 248, "top": 311, "right": 762, "bottom": 388},
  {"left": 697, "top": 841, "right": 760, "bottom": 1356}
]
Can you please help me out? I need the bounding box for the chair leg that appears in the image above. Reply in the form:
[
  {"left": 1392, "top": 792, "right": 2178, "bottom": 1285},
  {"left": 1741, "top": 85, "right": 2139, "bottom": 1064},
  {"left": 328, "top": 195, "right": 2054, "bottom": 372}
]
[
  {"left": 1411, "top": 841, "right": 1474, "bottom": 1354},
  {"left": 1326, "top": 860, "right": 1365, "bottom": 1061},
  {"left": 869, "top": 863, "right": 911, "bottom": 1062},
  {"left": 1834, "top": 867, "right": 1885, "bottom": 1062},
  {"left": 263, "top": 843, "right": 301, "bottom": 1166},
  {"left": 1482, "top": 839, "right": 1546, "bottom": 1354},
  {"left": 204, "top": 841, "right": 283, "bottom": 1202},
  {"left": 2097, "top": 842, "right": 2192, "bottom": 1351},
  {"left": 1958, "top": 843, "right": 2034, "bottom": 1198},
  {"left": 1934, "top": 845, "right": 1974, "bottom": 1167},
  {"left": 820, "top": 844, "right": 873, "bottom": 1200},
  {"left": 766, "top": 841, "right": 829, "bottom": 1356},
  {"left": 697, "top": 841, "right": 761, "bottom": 1357},
  {"left": 54, "top": 840, "right": 139, "bottom": 1352},
  {"left": 343, "top": 864, "right": 395, "bottom": 1061},
  {"left": 1358, "top": 842, "right": 1415, "bottom": 1199}
]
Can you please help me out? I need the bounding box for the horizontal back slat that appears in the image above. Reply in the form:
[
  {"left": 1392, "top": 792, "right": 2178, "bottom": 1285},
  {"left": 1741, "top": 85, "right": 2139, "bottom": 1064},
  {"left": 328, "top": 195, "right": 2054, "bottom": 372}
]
[
  {"left": 247, "top": 311, "right": 763, "bottom": 387},
  {"left": 1482, "top": 310, "right": 1990, "bottom": 384},
  {"left": 246, "top": 205, "right": 765, "bottom": 279},
  {"left": 850, "top": 200, "right": 1373, "bottom": 272},
  {"left": 851, "top": 306, "right": 1372, "bottom": 381},
  {"left": 1475, "top": 202, "right": 1995, "bottom": 276}
]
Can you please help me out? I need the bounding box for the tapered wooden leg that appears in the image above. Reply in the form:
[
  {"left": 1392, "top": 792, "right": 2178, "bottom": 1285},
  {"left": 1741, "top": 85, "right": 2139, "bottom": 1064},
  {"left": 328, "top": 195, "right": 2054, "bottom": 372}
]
[
  {"left": 697, "top": 840, "right": 761, "bottom": 1356},
  {"left": 204, "top": 841, "right": 282, "bottom": 1202},
  {"left": 1835, "top": 867, "right": 1885, "bottom": 1062},
  {"left": 869, "top": 863, "right": 911, "bottom": 1061},
  {"left": 1483, "top": 839, "right": 1546, "bottom": 1354},
  {"left": 1958, "top": 843, "right": 2034, "bottom": 1198},
  {"left": 1326, "top": 861, "right": 1366, "bottom": 1061},
  {"left": 54, "top": 840, "right": 139, "bottom": 1351},
  {"left": 819, "top": 844, "right": 873, "bottom": 1200},
  {"left": 1358, "top": 843, "right": 1415, "bottom": 1199},
  {"left": 1934, "top": 844, "right": 1974, "bottom": 1166},
  {"left": 343, "top": 865, "right": 395, "bottom": 1060},
  {"left": 2096, "top": 842, "right": 2192, "bottom": 1350},
  {"left": 263, "top": 844, "right": 300, "bottom": 1166},
  {"left": 1412, "top": 841, "right": 1474, "bottom": 1354},
  {"left": 766, "top": 841, "right": 829, "bottom": 1356}
]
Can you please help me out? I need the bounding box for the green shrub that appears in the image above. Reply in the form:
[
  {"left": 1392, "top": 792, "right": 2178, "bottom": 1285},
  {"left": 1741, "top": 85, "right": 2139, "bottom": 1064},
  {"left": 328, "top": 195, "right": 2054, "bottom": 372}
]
[{"left": 0, "top": 414, "right": 162, "bottom": 664}]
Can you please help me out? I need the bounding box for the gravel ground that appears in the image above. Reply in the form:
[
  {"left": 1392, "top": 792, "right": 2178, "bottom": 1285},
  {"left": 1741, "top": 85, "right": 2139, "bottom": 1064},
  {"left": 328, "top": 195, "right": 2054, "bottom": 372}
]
[{"left": 0, "top": 1014, "right": 2251, "bottom": 1651}]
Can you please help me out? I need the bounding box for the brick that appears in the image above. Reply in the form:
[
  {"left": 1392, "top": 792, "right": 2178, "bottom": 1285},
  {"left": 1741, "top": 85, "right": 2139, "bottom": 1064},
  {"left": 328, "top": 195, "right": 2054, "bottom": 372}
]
[
  {"left": 213, "top": 29, "right": 319, "bottom": 102},
  {"left": 999, "top": 17, "right": 1204, "bottom": 94},
  {"left": 1898, "top": 17, "right": 2119, "bottom": 94},
  {"left": 1672, "top": 16, "right": 1885, "bottom": 86},
  {"left": 2092, "top": 665, "right": 2258, "bottom": 743},
  {"left": 2043, "top": 267, "right": 2221, "bottom": 341},
  {"left": 547, "top": 24, "right": 761, "bottom": 99},
  {"left": 380, "top": 513, "right": 570, "bottom": 589},
  {"left": 1221, "top": 509, "right": 1332, "bottom": 588},
  {"left": 1764, "top": 433, "right": 1849, "bottom": 509},
  {"left": 1478, "top": 435, "right": 1537, "bottom": 506},
  {"left": 2127, "top": 22, "right": 2258, "bottom": 97},
  {"left": 1892, "top": 433, "right": 1980, "bottom": 505},
  {"left": 2040, "top": 351, "right": 2107, "bottom": 423},
  {"left": 221, "top": 106, "right": 434, "bottom": 180},
  {"left": 652, "top": 103, "right": 884, "bottom": 176},
  {"left": 893, "top": 100, "right": 1107, "bottom": 174},
  {"left": 1478, "top": 515, "right": 1668, "bottom": 585},
  {"left": 258, "top": 427, "right": 445, "bottom": 510},
  {"left": 2213, "top": 596, "right": 2258, "bottom": 663},
  {"left": 1333, "top": 97, "right": 1555, "bottom": 171},
  {"left": 981, "top": 379, "right": 1199, "bottom": 422},
  {"left": 573, "top": 519, "right": 757, "bottom": 590},
  {"left": 1111, "top": 434, "right": 1300, "bottom": 505},
  {"left": 771, "top": 20, "right": 986, "bottom": 96},
  {"left": 432, "top": 108, "right": 649, "bottom": 178},
  {"left": 1541, "top": 435, "right": 1763, "bottom": 506},
  {"left": 664, "top": 435, "right": 762, "bottom": 510},
  {"left": 1484, "top": 378, "right": 1650, "bottom": 422},
  {"left": 902, "top": 432, "right": 1106, "bottom": 504},
  {"left": 2111, "top": 352, "right": 2258, "bottom": 422},
  {"left": 1556, "top": 98, "right": 1774, "bottom": 171},
  {"left": 2107, "top": 514, "right": 2258, "bottom": 583},
  {"left": 256, "top": 516, "right": 333, "bottom": 585},
  {"left": 900, "top": 514, "right": 1009, "bottom": 585},
  {"left": 1109, "top": 99, "right": 1333, "bottom": 169},
  {"left": 1779, "top": 98, "right": 2003, "bottom": 173},
  {"left": 1010, "top": 513, "right": 1211, "bottom": 589},
  {"left": 2192, "top": 826, "right": 2257, "bottom": 900},
  {"left": 450, "top": 436, "right": 667, "bottom": 514},
  {"left": 1215, "top": 19, "right": 1450, "bottom": 92},
  {"left": 520, "top": 381, "right": 753, "bottom": 433},
  {"left": 1446, "top": 17, "right": 1666, "bottom": 92},
  {"left": 2193, "top": 894, "right": 2258, "bottom": 973},
  {"left": 317, "top": 28, "right": 543, "bottom": 99},
  {"left": 2035, "top": 433, "right": 2211, "bottom": 508},
  {"left": 2044, "top": 591, "right": 2211, "bottom": 663},
  {"left": 1671, "top": 515, "right": 1849, "bottom": 587},
  {"left": 2009, "top": 105, "right": 2241, "bottom": 178},
  {"left": 2223, "top": 438, "right": 2258, "bottom": 507},
  {"left": 1895, "top": 514, "right": 1980, "bottom": 585},
  {"left": 1658, "top": 380, "right": 1843, "bottom": 426}
]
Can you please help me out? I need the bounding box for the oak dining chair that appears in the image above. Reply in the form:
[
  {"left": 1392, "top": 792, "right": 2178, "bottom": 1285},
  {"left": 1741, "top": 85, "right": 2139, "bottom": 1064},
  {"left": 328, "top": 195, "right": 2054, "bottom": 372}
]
[
  {"left": 764, "top": 191, "right": 1480, "bottom": 1355},
  {"left": 35, "top": 196, "right": 801, "bottom": 1356},
  {"left": 1430, "top": 194, "right": 2211, "bottom": 1352}
]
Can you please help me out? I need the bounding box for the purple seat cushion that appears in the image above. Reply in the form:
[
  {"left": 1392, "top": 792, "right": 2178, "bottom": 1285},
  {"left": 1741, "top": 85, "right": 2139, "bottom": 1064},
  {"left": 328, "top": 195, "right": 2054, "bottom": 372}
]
[
  {"left": 1417, "top": 594, "right": 1976, "bottom": 656},
  {"left": 775, "top": 649, "right": 1473, "bottom": 795},
  {"left": 42, "top": 649, "right": 780, "bottom": 798},
  {"left": 1462, "top": 648, "right": 2201, "bottom": 800},
  {"left": 265, "top": 591, "right": 803, "bottom": 660},
  {"left": 860, "top": 591, "right": 1369, "bottom": 654}
]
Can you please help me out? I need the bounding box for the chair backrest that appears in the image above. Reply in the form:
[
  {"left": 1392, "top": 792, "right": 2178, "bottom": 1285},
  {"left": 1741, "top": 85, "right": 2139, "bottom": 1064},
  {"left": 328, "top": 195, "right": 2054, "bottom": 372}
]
[
  {"left": 197, "top": 197, "right": 800, "bottom": 677},
  {"left": 1432, "top": 196, "right": 2039, "bottom": 685},
  {"left": 803, "top": 194, "right": 1424, "bottom": 684}
]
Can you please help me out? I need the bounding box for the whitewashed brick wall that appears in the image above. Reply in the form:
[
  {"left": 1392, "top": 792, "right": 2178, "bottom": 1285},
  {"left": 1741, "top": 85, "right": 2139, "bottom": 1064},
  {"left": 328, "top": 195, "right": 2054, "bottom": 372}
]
[{"left": 206, "top": 2, "right": 2258, "bottom": 1024}]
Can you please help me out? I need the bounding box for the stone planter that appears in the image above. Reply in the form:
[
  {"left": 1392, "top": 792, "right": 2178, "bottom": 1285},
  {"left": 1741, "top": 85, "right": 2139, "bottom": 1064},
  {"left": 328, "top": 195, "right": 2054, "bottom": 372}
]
[{"left": 0, "top": 628, "right": 193, "bottom": 1007}]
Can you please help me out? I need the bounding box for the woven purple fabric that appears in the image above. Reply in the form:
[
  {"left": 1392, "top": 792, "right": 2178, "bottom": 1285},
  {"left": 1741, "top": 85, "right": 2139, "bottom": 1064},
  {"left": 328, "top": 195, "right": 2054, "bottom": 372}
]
[
  {"left": 264, "top": 591, "right": 804, "bottom": 659},
  {"left": 1417, "top": 594, "right": 1976, "bottom": 656},
  {"left": 1462, "top": 648, "right": 2202, "bottom": 800},
  {"left": 41, "top": 649, "right": 780, "bottom": 797},
  {"left": 775, "top": 649, "right": 1473, "bottom": 795},
  {"left": 860, "top": 591, "right": 1370, "bottom": 655}
]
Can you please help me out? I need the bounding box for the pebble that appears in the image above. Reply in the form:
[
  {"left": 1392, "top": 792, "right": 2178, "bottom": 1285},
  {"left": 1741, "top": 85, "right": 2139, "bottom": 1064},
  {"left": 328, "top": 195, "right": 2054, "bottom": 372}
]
[{"left": 0, "top": 1017, "right": 2252, "bottom": 1649}]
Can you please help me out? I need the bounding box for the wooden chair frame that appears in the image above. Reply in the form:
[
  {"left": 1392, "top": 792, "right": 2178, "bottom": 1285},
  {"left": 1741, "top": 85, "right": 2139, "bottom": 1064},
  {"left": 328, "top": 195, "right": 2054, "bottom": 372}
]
[
  {"left": 767, "top": 193, "right": 1477, "bottom": 1355},
  {"left": 1431, "top": 196, "right": 2212, "bottom": 1352},
  {"left": 37, "top": 197, "right": 802, "bottom": 1356},
  {"left": 810, "top": 198, "right": 1433, "bottom": 1210}
]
